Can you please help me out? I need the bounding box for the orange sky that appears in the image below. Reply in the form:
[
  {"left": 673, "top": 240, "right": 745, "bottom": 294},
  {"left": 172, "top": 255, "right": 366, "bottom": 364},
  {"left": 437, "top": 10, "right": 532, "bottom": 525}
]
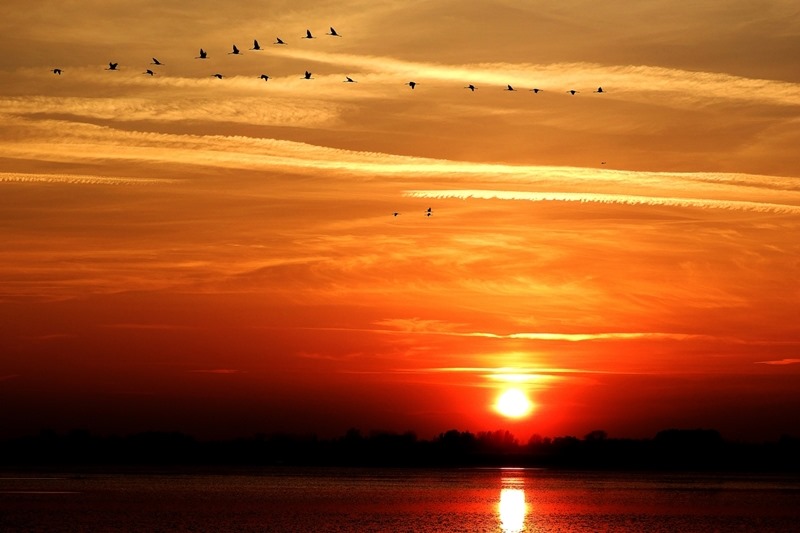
[{"left": 1, "top": 0, "right": 799, "bottom": 441}]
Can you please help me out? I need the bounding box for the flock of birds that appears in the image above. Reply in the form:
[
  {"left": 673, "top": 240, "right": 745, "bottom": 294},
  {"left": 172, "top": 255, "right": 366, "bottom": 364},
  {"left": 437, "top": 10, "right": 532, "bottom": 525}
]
[{"left": 48, "top": 26, "right": 607, "bottom": 95}]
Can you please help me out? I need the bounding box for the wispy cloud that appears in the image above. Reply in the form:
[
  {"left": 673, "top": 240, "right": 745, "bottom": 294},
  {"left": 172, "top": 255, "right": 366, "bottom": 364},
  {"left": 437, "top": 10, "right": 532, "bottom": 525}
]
[
  {"left": 406, "top": 189, "right": 800, "bottom": 214},
  {"left": 187, "top": 369, "right": 243, "bottom": 374},
  {"left": 374, "top": 318, "right": 713, "bottom": 343},
  {"left": 0, "top": 172, "right": 175, "bottom": 185},
  {"left": 755, "top": 358, "right": 800, "bottom": 366}
]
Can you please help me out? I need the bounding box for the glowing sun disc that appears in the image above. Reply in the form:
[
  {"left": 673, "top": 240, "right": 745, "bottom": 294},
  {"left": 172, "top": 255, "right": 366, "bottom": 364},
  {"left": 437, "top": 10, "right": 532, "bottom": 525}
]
[{"left": 495, "top": 389, "right": 533, "bottom": 418}]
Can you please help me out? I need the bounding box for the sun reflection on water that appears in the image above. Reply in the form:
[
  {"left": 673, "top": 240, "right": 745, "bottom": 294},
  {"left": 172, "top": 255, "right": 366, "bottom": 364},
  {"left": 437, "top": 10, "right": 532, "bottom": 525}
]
[{"left": 499, "top": 472, "right": 527, "bottom": 533}]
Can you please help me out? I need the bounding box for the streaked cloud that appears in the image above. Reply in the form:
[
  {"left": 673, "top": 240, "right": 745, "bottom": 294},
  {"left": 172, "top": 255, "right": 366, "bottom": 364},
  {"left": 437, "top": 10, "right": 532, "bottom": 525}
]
[
  {"left": 406, "top": 189, "right": 800, "bottom": 215},
  {"left": 755, "top": 359, "right": 800, "bottom": 366},
  {"left": 0, "top": 172, "right": 175, "bottom": 185}
]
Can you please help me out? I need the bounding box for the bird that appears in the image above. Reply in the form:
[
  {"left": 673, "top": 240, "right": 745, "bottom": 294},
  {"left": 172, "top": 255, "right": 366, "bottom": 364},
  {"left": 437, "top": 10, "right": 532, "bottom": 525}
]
[
  {"left": 594, "top": 86, "right": 605, "bottom": 93},
  {"left": 303, "top": 71, "right": 313, "bottom": 79},
  {"left": 303, "top": 29, "right": 315, "bottom": 39},
  {"left": 229, "top": 44, "right": 241, "bottom": 55},
  {"left": 327, "top": 27, "right": 341, "bottom": 37},
  {"left": 344, "top": 76, "right": 356, "bottom": 83},
  {"left": 465, "top": 84, "right": 476, "bottom": 91},
  {"left": 250, "top": 40, "right": 262, "bottom": 51},
  {"left": 530, "top": 88, "right": 542, "bottom": 93},
  {"left": 392, "top": 212, "right": 400, "bottom": 217},
  {"left": 51, "top": 68, "right": 62, "bottom": 75},
  {"left": 426, "top": 207, "right": 432, "bottom": 217},
  {"left": 407, "top": 81, "right": 416, "bottom": 89},
  {"left": 567, "top": 90, "right": 579, "bottom": 95},
  {"left": 106, "top": 62, "right": 119, "bottom": 70},
  {"left": 505, "top": 84, "right": 516, "bottom": 91},
  {"left": 213, "top": 73, "right": 223, "bottom": 79},
  {"left": 144, "top": 69, "right": 154, "bottom": 76},
  {"left": 196, "top": 48, "right": 208, "bottom": 59},
  {"left": 259, "top": 74, "right": 270, "bottom": 81},
  {"left": 151, "top": 58, "right": 163, "bottom": 65},
  {"left": 275, "top": 37, "right": 286, "bottom": 45}
]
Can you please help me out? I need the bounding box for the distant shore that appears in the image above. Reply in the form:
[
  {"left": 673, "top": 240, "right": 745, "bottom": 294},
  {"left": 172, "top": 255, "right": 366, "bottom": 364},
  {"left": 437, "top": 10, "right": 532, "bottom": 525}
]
[{"left": 3, "top": 428, "right": 800, "bottom": 472}]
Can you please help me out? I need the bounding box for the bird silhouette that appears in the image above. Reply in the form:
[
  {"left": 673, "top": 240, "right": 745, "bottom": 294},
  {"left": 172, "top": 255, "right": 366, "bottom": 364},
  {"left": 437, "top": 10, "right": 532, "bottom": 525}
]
[
  {"left": 106, "top": 62, "right": 119, "bottom": 70},
  {"left": 51, "top": 68, "right": 62, "bottom": 75},
  {"left": 196, "top": 48, "right": 208, "bottom": 59},
  {"left": 151, "top": 58, "right": 163, "bottom": 65},
  {"left": 344, "top": 76, "right": 356, "bottom": 83},
  {"left": 392, "top": 212, "right": 400, "bottom": 217},
  {"left": 530, "top": 88, "right": 542, "bottom": 93},
  {"left": 303, "top": 29, "right": 315, "bottom": 39},
  {"left": 229, "top": 44, "right": 241, "bottom": 55},
  {"left": 144, "top": 69, "right": 154, "bottom": 76},
  {"left": 259, "top": 74, "right": 270, "bottom": 81},
  {"left": 426, "top": 207, "right": 432, "bottom": 217},
  {"left": 275, "top": 37, "right": 286, "bottom": 45},
  {"left": 327, "top": 27, "right": 341, "bottom": 37},
  {"left": 407, "top": 81, "right": 416, "bottom": 89},
  {"left": 303, "top": 71, "right": 313, "bottom": 79},
  {"left": 250, "top": 40, "right": 262, "bottom": 51},
  {"left": 594, "top": 86, "right": 605, "bottom": 93},
  {"left": 505, "top": 84, "right": 516, "bottom": 91},
  {"left": 213, "top": 73, "right": 223, "bottom": 79},
  {"left": 567, "top": 90, "right": 579, "bottom": 95},
  {"left": 465, "top": 84, "right": 476, "bottom": 91}
]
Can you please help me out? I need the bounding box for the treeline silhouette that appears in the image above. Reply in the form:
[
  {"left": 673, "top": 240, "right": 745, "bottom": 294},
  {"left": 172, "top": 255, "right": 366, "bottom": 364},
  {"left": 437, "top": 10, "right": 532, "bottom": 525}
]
[{"left": 2, "top": 428, "right": 799, "bottom": 472}]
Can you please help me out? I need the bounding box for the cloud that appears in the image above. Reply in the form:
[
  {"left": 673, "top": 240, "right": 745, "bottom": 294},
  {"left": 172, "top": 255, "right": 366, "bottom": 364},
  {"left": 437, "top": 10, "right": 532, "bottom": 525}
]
[
  {"left": 405, "top": 189, "right": 800, "bottom": 215},
  {"left": 755, "top": 359, "right": 800, "bottom": 366},
  {"left": 0, "top": 172, "right": 175, "bottom": 185},
  {"left": 374, "top": 318, "right": 714, "bottom": 343},
  {"left": 186, "top": 369, "right": 242, "bottom": 374}
]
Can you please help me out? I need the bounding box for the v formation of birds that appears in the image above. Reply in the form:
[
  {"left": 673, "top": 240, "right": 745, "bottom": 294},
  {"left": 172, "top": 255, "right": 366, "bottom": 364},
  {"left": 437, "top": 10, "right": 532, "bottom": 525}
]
[
  {"left": 49, "top": 26, "right": 606, "bottom": 95},
  {"left": 48, "top": 26, "right": 606, "bottom": 218}
]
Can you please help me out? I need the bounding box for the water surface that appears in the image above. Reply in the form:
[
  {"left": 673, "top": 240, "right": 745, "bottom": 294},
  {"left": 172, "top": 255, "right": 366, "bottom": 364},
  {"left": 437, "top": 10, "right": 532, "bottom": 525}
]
[{"left": 2, "top": 468, "right": 799, "bottom": 532}]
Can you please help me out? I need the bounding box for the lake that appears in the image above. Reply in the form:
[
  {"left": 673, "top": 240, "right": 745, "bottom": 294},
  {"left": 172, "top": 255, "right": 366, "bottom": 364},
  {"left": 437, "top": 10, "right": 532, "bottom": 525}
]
[{"left": 2, "top": 468, "right": 799, "bottom": 531}]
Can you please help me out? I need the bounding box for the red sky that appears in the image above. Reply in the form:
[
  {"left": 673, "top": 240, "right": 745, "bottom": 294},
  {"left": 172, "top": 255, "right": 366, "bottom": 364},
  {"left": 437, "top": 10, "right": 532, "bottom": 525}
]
[{"left": 1, "top": 0, "right": 799, "bottom": 441}]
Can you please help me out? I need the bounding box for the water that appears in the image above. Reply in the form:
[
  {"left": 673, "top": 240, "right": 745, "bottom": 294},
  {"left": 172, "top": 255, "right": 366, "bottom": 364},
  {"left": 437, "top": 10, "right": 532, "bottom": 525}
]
[{"left": 2, "top": 468, "right": 799, "bottom": 532}]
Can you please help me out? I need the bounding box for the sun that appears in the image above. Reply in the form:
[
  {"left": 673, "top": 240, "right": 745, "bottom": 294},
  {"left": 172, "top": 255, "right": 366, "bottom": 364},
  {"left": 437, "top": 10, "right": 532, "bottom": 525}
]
[{"left": 494, "top": 388, "right": 533, "bottom": 419}]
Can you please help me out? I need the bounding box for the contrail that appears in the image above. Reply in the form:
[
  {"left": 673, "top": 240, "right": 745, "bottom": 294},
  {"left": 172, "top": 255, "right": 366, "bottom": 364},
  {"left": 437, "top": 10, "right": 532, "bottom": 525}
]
[
  {"left": 0, "top": 172, "right": 176, "bottom": 185},
  {"left": 405, "top": 189, "right": 800, "bottom": 214}
]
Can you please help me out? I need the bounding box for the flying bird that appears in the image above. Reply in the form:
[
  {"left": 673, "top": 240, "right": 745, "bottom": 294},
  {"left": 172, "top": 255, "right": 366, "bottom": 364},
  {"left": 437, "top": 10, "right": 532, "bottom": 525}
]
[
  {"left": 144, "top": 69, "right": 154, "bottom": 76},
  {"left": 530, "top": 88, "right": 542, "bottom": 93},
  {"left": 250, "top": 40, "right": 262, "bottom": 51},
  {"left": 259, "top": 74, "right": 270, "bottom": 81},
  {"left": 426, "top": 207, "right": 432, "bottom": 217},
  {"left": 275, "top": 37, "right": 286, "bottom": 45},
  {"left": 465, "top": 84, "right": 476, "bottom": 91},
  {"left": 567, "top": 90, "right": 579, "bottom": 95},
  {"left": 505, "top": 84, "right": 516, "bottom": 91},
  {"left": 303, "top": 29, "right": 315, "bottom": 39},
  {"left": 392, "top": 212, "right": 400, "bottom": 217},
  {"left": 196, "top": 48, "right": 208, "bottom": 59},
  {"left": 213, "top": 73, "right": 223, "bottom": 79},
  {"left": 151, "top": 58, "right": 163, "bottom": 65},
  {"left": 106, "top": 62, "right": 119, "bottom": 70},
  {"left": 344, "top": 76, "right": 356, "bottom": 83},
  {"left": 51, "top": 68, "right": 62, "bottom": 75},
  {"left": 327, "top": 27, "right": 341, "bottom": 37},
  {"left": 303, "top": 71, "right": 313, "bottom": 79},
  {"left": 594, "top": 86, "right": 605, "bottom": 93},
  {"left": 229, "top": 44, "right": 241, "bottom": 55},
  {"left": 406, "top": 81, "right": 416, "bottom": 89}
]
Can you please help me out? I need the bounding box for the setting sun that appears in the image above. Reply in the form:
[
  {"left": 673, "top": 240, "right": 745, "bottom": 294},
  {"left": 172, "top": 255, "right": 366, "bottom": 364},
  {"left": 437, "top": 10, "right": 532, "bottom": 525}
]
[{"left": 494, "top": 389, "right": 534, "bottom": 419}]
